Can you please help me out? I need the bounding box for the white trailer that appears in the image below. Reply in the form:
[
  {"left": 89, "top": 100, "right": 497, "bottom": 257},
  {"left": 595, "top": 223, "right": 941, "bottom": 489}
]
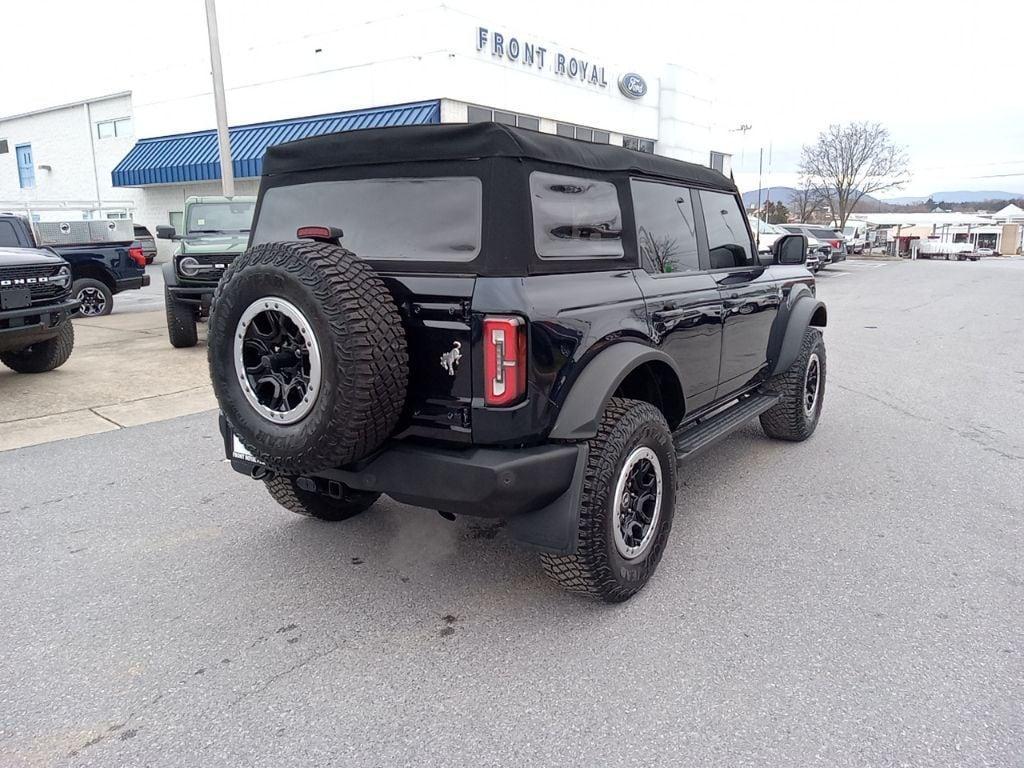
[{"left": 913, "top": 239, "right": 979, "bottom": 261}]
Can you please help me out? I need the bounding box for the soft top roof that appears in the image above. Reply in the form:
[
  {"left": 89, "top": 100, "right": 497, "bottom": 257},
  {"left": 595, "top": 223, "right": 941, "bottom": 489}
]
[{"left": 262, "top": 122, "right": 735, "bottom": 192}]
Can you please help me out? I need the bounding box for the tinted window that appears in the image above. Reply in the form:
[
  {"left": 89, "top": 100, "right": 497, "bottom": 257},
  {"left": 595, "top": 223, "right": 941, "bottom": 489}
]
[
  {"left": 556, "top": 123, "right": 574, "bottom": 138},
  {"left": 0, "top": 220, "right": 20, "bottom": 247},
  {"left": 576, "top": 127, "right": 593, "bottom": 142},
  {"left": 467, "top": 106, "right": 491, "bottom": 123},
  {"left": 253, "top": 177, "right": 482, "bottom": 262},
  {"left": 592, "top": 130, "right": 610, "bottom": 144},
  {"left": 631, "top": 181, "right": 700, "bottom": 274},
  {"left": 186, "top": 202, "right": 255, "bottom": 234},
  {"left": 700, "top": 190, "right": 754, "bottom": 269},
  {"left": 517, "top": 115, "right": 540, "bottom": 131},
  {"left": 493, "top": 110, "right": 516, "bottom": 126},
  {"left": 530, "top": 172, "right": 623, "bottom": 259}
]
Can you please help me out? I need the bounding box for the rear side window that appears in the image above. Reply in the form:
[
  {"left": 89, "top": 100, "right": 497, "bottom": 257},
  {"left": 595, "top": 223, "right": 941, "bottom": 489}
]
[
  {"left": 530, "top": 171, "right": 623, "bottom": 259},
  {"left": 0, "top": 220, "right": 20, "bottom": 247},
  {"left": 253, "top": 177, "right": 482, "bottom": 261},
  {"left": 630, "top": 180, "right": 700, "bottom": 273},
  {"left": 699, "top": 190, "right": 754, "bottom": 269}
]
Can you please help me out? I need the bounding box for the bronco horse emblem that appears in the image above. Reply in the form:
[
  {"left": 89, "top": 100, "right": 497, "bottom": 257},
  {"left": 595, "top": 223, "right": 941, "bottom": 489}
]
[{"left": 440, "top": 341, "right": 462, "bottom": 376}]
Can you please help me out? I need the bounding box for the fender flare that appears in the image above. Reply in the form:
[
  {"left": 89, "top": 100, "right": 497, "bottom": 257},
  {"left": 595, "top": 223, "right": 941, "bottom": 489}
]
[
  {"left": 161, "top": 261, "right": 179, "bottom": 288},
  {"left": 549, "top": 342, "right": 683, "bottom": 440},
  {"left": 768, "top": 295, "right": 827, "bottom": 377}
]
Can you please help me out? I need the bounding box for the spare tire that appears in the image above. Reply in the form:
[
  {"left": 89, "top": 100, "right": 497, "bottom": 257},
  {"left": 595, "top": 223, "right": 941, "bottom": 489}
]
[{"left": 208, "top": 240, "right": 408, "bottom": 473}]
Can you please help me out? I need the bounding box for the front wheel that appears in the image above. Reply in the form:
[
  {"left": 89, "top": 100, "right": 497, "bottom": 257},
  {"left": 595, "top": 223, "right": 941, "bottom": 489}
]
[
  {"left": 264, "top": 474, "right": 380, "bottom": 521},
  {"left": 541, "top": 398, "right": 676, "bottom": 602},
  {"left": 0, "top": 321, "right": 75, "bottom": 373},
  {"left": 72, "top": 278, "right": 113, "bottom": 317},
  {"left": 759, "top": 328, "right": 826, "bottom": 441},
  {"left": 165, "top": 288, "right": 198, "bottom": 348}
]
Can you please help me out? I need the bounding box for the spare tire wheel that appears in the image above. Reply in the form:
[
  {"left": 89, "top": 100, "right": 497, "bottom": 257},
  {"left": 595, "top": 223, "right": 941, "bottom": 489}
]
[{"left": 208, "top": 240, "right": 409, "bottom": 474}]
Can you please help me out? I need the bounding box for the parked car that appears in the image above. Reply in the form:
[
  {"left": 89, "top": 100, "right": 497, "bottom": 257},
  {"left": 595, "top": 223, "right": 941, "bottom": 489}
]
[
  {"left": 749, "top": 217, "right": 788, "bottom": 252},
  {"left": 209, "top": 123, "right": 828, "bottom": 602},
  {"left": 0, "top": 245, "right": 79, "bottom": 373},
  {"left": 157, "top": 196, "right": 256, "bottom": 348},
  {"left": 841, "top": 222, "right": 869, "bottom": 254},
  {"left": 975, "top": 247, "right": 996, "bottom": 258},
  {"left": 0, "top": 215, "right": 150, "bottom": 317},
  {"left": 782, "top": 224, "right": 847, "bottom": 264},
  {"left": 132, "top": 224, "right": 158, "bottom": 264},
  {"left": 751, "top": 218, "right": 825, "bottom": 272}
]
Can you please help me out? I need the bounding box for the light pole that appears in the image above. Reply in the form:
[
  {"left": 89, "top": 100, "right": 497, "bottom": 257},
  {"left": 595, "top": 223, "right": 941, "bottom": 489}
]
[{"left": 205, "top": 0, "right": 235, "bottom": 198}]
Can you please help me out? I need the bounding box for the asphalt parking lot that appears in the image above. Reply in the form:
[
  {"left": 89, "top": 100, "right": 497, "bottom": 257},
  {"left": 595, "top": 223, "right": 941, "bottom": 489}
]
[{"left": 2, "top": 258, "right": 1022, "bottom": 767}]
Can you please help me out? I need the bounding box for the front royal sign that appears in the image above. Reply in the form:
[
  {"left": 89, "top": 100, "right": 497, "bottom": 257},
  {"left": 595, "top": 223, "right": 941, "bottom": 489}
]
[{"left": 476, "top": 26, "right": 631, "bottom": 93}]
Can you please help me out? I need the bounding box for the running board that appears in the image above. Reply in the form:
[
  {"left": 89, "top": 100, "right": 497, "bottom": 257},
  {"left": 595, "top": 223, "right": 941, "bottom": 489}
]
[{"left": 673, "top": 393, "right": 780, "bottom": 463}]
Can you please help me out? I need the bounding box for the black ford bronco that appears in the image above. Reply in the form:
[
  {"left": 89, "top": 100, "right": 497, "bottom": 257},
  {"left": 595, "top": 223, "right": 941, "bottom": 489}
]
[
  {"left": 210, "top": 123, "right": 827, "bottom": 601},
  {"left": 0, "top": 245, "right": 78, "bottom": 373}
]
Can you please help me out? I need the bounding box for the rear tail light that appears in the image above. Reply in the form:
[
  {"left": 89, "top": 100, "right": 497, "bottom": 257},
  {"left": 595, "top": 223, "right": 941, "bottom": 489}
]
[
  {"left": 128, "top": 246, "right": 146, "bottom": 267},
  {"left": 829, "top": 239, "right": 841, "bottom": 249},
  {"left": 483, "top": 316, "right": 526, "bottom": 407}
]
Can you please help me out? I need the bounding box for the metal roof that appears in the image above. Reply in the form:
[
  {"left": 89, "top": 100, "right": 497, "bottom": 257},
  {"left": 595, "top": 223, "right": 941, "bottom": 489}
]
[{"left": 111, "top": 100, "right": 441, "bottom": 187}]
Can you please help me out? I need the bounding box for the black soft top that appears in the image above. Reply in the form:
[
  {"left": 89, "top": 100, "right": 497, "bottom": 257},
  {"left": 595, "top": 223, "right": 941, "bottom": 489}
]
[{"left": 262, "top": 122, "right": 734, "bottom": 192}]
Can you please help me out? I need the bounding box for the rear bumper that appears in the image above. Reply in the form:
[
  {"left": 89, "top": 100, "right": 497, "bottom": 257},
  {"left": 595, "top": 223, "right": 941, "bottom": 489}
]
[
  {"left": 0, "top": 298, "right": 79, "bottom": 351},
  {"left": 115, "top": 274, "right": 151, "bottom": 292},
  {"left": 220, "top": 414, "right": 587, "bottom": 554},
  {"left": 167, "top": 284, "right": 215, "bottom": 308}
]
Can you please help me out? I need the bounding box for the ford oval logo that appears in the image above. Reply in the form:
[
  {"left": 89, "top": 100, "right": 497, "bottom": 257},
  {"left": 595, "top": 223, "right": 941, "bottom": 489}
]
[{"left": 618, "top": 73, "right": 648, "bottom": 99}]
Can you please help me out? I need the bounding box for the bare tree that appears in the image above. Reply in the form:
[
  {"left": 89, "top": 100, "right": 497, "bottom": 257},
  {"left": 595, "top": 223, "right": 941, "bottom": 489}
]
[
  {"left": 790, "top": 178, "right": 828, "bottom": 223},
  {"left": 799, "top": 122, "right": 910, "bottom": 229},
  {"left": 638, "top": 227, "right": 681, "bottom": 273}
]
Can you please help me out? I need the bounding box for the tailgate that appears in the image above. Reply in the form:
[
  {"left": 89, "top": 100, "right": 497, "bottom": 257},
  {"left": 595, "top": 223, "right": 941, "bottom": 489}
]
[{"left": 381, "top": 274, "right": 476, "bottom": 443}]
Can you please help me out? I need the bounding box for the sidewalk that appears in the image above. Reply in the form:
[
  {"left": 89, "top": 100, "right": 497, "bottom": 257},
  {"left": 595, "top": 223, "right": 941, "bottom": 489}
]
[{"left": 0, "top": 311, "right": 214, "bottom": 452}]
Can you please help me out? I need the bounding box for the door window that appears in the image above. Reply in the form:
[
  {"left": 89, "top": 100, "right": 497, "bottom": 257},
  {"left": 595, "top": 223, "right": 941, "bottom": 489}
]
[
  {"left": 631, "top": 180, "right": 701, "bottom": 274},
  {"left": 700, "top": 190, "right": 753, "bottom": 269}
]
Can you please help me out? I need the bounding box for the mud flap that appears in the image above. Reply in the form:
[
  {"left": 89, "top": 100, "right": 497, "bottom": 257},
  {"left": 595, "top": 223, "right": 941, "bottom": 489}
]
[{"left": 505, "top": 443, "right": 589, "bottom": 555}]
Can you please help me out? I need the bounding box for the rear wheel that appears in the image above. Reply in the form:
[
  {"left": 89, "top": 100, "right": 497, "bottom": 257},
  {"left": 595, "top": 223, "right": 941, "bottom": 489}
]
[
  {"left": 165, "top": 288, "right": 198, "bottom": 348},
  {"left": 541, "top": 398, "right": 676, "bottom": 602},
  {"left": 760, "top": 328, "right": 826, "bottom": 441},
  {"left": 0, "top": 321, "right": 75, "bottom": 373},
  {"left": 72, "top": 278, "right": 113, "bottom": 317},
  {"left": 265, "top": 474, "right": 380, "bottom": 521}
]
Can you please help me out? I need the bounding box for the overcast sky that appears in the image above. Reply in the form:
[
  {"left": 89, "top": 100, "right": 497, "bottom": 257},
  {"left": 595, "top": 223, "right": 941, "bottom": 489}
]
[{"left": 4, "top": 0, "right": 1022, "bottom": 197}]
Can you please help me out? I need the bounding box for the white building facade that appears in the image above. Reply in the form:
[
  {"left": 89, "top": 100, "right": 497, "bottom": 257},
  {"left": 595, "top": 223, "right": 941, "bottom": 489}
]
[{"left": 1, "top": 6, "right": 735, "bottom": 261}]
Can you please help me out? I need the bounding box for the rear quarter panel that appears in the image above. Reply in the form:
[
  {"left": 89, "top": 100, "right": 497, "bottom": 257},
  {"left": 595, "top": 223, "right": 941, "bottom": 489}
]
[{"left": 471, "top": 270, "right": 650, "bottom": 445}]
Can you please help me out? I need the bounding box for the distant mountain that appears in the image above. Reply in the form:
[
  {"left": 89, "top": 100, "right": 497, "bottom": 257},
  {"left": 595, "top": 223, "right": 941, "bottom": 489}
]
[
  {"left": 741, "top": 187, "right": 882, "bottom": 209},
  {"left": 741, "top": 187, "right": 797, "bottom": 207},
  {"left": 884, "top": 190, "right": 1024, "bottom": 204}
]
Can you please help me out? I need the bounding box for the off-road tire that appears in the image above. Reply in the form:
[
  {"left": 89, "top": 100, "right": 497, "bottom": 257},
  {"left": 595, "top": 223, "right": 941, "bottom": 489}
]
[
  {"left": 541, "top": 398, "right": 676, "bottom": 603},
  {"left": 0, "top": 321, "right": 75, "bottom": 373},
  {"left": 208, "top": 240, "right": 408, "bottom": 474},
  {"left": 72, "top": 278, "right": 113, "bottom": 317},
  {"left": 759, "top": 327, "right": 826, "bottom": 441},
  {"left": 265, "top": 474, "right": 380, "bottom": 521},
  {"left": 165, "top": 287, "right": 199, "bottom": 348}
]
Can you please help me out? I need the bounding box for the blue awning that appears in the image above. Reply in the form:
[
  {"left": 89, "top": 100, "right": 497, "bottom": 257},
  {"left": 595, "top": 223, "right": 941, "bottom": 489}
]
[{"left": 111, "top": 100, "right": 441, "bottom": 187}]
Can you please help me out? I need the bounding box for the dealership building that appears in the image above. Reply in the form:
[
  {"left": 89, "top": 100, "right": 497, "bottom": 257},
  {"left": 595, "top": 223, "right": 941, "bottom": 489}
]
[{"left": 0, "top": 6, "right": 736, "bottom": 260}]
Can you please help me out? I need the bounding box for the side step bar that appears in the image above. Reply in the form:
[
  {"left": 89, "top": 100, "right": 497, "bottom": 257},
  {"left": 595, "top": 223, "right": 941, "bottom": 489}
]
[{"left": 673, "top": 393, "right": 780, "bottom": 463}]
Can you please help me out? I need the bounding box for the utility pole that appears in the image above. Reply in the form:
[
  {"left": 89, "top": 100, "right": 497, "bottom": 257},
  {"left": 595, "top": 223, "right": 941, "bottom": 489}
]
[{"left": 205, "top": 0, "right": 235, "bottom": 198}]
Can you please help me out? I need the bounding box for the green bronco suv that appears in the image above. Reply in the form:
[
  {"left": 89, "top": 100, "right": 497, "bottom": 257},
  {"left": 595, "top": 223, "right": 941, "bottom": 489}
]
[{"left": 157, "top": 196, "right": 255, "bottom": 347}]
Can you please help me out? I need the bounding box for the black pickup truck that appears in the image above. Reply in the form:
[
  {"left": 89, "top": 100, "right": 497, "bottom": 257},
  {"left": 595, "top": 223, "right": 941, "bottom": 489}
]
[{"left": 0, "top": 214, "right": 150, "bottom": 317}]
